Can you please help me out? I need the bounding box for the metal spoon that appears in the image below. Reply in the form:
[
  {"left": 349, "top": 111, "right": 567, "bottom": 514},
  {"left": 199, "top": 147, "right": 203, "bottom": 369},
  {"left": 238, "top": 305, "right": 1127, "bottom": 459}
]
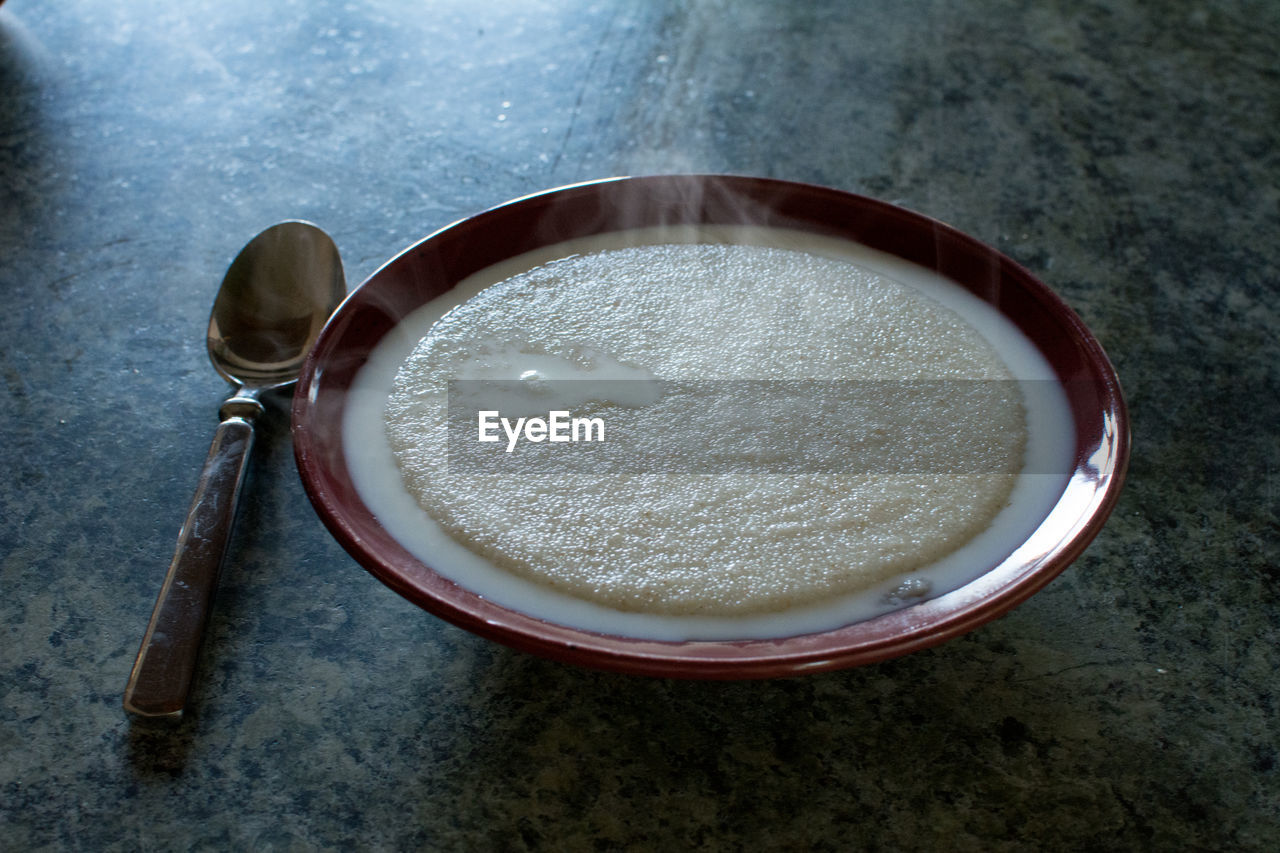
[{"left": 124, "top": 221, "right": 345, "bottom": 719}]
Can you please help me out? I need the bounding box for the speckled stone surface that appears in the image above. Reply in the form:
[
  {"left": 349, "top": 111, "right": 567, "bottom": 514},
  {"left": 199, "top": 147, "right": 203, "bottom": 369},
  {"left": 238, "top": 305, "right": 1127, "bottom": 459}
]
[{"left": 2, "top": 0, "right": 1277, "bottom": 849}]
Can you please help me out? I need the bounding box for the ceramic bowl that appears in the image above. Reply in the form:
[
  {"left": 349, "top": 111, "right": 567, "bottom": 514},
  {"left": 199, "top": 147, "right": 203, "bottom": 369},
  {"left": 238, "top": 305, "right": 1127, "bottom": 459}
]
[{"left": 292, "top": 175, "right": 1128, "bottom": 678}]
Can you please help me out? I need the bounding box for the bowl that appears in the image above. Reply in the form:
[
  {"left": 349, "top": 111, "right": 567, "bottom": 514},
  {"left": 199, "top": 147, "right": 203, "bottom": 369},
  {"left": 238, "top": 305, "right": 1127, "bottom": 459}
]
[{"left": 292, "top": 175, "right": 1129, "bottom": 678}]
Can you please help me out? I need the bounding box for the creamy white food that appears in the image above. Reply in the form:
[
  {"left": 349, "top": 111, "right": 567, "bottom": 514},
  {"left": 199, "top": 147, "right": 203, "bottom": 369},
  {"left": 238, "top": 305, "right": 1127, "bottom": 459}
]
[{"left": 369, "top": 229, "right": 1064, "bottom": 625}]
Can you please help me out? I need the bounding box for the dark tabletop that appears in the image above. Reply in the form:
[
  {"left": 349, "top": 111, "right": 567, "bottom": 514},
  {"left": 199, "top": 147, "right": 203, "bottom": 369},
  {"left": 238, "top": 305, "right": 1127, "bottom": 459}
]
[{"left": 2, "top": 1, "right": 1277, "bottom": 849}]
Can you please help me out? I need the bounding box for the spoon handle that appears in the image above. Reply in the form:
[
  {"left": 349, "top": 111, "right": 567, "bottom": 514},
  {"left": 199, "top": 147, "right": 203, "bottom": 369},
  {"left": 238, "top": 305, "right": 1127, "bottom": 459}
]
[{"left": 124, "top": 395, "right": 264, "bottom": 719}]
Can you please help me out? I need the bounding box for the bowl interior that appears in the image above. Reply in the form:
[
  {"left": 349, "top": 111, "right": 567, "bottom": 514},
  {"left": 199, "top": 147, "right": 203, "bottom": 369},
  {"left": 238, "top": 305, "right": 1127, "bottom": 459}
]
[{"left": 292, "top": 175, "right": 1128, "bottom": 678}]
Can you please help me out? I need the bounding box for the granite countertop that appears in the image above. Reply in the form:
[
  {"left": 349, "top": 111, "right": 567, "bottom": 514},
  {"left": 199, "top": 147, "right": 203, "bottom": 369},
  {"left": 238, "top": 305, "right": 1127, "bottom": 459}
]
[{"left": 2, "top": 0, "right": 1277, "bottom": 849}]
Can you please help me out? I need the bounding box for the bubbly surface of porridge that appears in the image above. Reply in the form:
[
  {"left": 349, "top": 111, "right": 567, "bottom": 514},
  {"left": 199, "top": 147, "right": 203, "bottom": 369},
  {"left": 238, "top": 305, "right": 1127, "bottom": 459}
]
[{"left": 381, "top": 236, "right": 1037, "bottom": 618}]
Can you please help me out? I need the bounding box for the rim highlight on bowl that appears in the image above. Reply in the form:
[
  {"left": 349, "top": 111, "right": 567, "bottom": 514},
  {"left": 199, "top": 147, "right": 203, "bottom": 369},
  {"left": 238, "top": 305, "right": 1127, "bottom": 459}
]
[{"left": 291, "top": 175, "right": 1129, "bottom": 678}]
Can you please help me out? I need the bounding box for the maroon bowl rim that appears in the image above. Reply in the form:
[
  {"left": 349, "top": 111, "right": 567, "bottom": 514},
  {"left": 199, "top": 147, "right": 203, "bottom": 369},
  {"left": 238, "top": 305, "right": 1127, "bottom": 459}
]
[{"left": 291, "top": 174, "right": 1130, "bottom": 679}]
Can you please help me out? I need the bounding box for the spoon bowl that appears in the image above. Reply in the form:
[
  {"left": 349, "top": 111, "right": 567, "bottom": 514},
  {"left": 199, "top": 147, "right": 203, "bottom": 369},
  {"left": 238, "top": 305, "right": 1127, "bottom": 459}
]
[
  {"left": 209, "top": 224, "right": 346, "bottom": 388},
  {"left": 124, "top": 221, "right": 344, "bottom": 719}
]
